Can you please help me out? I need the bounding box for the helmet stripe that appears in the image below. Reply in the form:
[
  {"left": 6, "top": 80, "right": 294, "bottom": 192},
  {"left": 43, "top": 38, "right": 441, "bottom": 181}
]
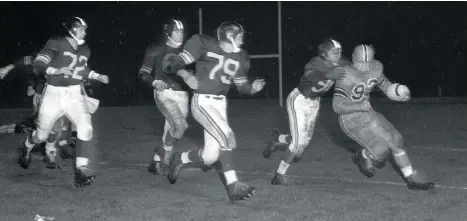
[
  {"left": 74, "top": 17, "right": 86, "bottom": 27},
  {"left": 173, "top": 20, "right": 183, "bottom": 29},
  {"left": 363, "top": 45, "right": 368, "bottom": 61},
  {"left": 331, "top": 39, "right": 341, "bottom": 49}
]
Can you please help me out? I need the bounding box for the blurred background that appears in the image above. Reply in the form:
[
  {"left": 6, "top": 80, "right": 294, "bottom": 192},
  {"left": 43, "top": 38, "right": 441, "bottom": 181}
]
[{"left": 0, "top": 1, "right": 465, "bottom": 107}]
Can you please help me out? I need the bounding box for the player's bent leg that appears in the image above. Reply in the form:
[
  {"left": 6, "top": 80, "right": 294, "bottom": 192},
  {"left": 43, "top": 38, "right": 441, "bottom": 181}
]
[
  {"left": 272, "top": 90, "right": 318, "bottom": 186},
  {"left": 19, "top": 93, "right": 62, "bottom": 169},
  {"left": 372, "top": 113, "right": 435, "bottom": 190},
  {"left": 154, "top": 90, "right": 189, "bottom": 175},
  {"left": 339, "top": 112, "right": 382, "bottom": 177}
]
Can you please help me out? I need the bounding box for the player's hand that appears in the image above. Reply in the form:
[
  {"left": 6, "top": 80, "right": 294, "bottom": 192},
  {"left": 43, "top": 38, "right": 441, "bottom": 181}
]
[
  {"left": 152, "top": 80, "right": 168, "bottom": 91},
  {"left": 251, "top": 79, "right": 266, "bottom": 94},
  {"left": 97, "top": 75, "right": 110, "bottom": 84},
  {"left": 162, "top": 53, "right": 177, "bottom": 73},
  {"left": 0, "top": 64, "right": 14, "bottom": 79},
  {"left": 54, "top": 67, "right": 74, "bottom": 76},
  {"left": 184, "top": 76, "right": 199, "bottom": 90}
]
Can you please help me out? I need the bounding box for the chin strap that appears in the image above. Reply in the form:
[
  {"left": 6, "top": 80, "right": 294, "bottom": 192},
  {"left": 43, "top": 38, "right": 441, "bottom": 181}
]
[
  {"left": 69, "top": 31, "right": 85, "bottom": 45},
  {"left": 167, "top": 37, "right": 182, "bottom": 48},
  {"left": 228, "top": 37, "right": 241, "bottom": 53}
]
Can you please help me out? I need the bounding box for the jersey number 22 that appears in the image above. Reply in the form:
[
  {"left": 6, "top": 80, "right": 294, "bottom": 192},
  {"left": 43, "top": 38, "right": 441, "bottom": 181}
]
[{"left": 63, "top": 51, "right": 87, "bottom": 80}]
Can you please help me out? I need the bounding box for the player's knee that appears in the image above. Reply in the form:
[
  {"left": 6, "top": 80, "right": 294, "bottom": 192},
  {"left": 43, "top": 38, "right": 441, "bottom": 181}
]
[
  {"left": 77, "top": 124, "right": 93, "bottom": 141},
  {"left": 390, "top": 131, "right": 404, "bottom": 151},
  {"left": 368, "top": 145, "right": 391, "bottom": 169},
  {"left": 172, "top": 118, "right": 188, "bottom": 139},
  {"left": 34, "top": 129, "right": 49, "bottom": 143},
  {"left": 225, "top": 131, "right": 237, "bottom": 150},
  {"left": 201, "top": 148, "right": 219, "bottom": 166}
]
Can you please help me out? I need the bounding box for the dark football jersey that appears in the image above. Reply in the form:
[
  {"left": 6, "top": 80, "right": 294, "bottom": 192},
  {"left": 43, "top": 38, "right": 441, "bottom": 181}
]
[
  {"left": 34, "top": 36, "right": 92, "bottom": 87},
  {"left": 178, "top": 34, "right": 250, "bottom": 96},
  {"left": 297, "top": 56, "right": 349, "bottom": 98},
  {"left": 138, "top": 43, "right": 186, "bottom": 91}
]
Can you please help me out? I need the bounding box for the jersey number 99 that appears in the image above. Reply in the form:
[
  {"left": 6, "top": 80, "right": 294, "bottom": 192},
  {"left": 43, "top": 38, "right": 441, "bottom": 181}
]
[{"left": 207, "top": 52, "right": 240, "bottom": 85}]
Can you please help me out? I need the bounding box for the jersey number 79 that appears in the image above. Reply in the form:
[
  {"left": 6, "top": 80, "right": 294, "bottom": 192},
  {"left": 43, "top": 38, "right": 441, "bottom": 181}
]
[{"left": 207, "top": 52, "right": 240, "bottom": 85}]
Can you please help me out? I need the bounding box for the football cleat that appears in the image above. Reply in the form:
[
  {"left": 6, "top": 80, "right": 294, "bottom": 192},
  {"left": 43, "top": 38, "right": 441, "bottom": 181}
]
[
  {"left": 271, "top": 173, "right": 290, "bottom": 186},
  {"left": 167, "top": 152, "right": 184, "bottom": 184},
  {"left": 74, "top": 166, "right": 96, "bottom": 188},
  {"left": 262, "top": 129, "right": 284, "bottom": 159},
  {"left": 18, "top": 143, "right": 32, "bottom": 169},
  {"left": 42, "top": 151, "right": 58, "bottom": 169},
  {"left": 59, "top": 146, "right": 73, "bottom": 160},
  {"left": 355, "top": 149, "right": 376, "bottom": 178},
  {"left": 403, "top": 170, "right": 435, "bottom": 191},
  {"left": 147, "top": 160, "right": 162, "bottom": 175},
  {"left": 226, "top": 181, "right": 255, "bottom": 202}
]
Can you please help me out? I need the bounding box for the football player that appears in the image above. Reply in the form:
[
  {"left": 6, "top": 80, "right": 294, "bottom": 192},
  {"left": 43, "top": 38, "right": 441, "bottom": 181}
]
[
  {"left": 262, "top": 39, "right": 348, "bottom": 185},
  {"left": 0, "top": 54, "right": 74, "bottom": 162},
  {"left": 138, "top": 19, "right": 197, "bottom": 176},
  {"left": 332, "top": 44, "right": 434, "bottom": 190},
  {"left": 19, "top": 16, "right": 109, "bottom": 187},
  {"left": 162, "top": 21, "right": 265, "bottom": 202}
]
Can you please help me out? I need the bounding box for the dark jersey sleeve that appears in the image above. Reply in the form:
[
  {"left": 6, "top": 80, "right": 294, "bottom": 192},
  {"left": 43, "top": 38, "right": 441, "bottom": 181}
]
[
  {"left": 138, "top": 44, "right": 161, "bottom": 85},
  {"left": 33, "top": 38, "right": 60, "bottom": 74},
  {"left": 233, "top": 53, "right": 252, "bottom": 94},
  {"left": 164, "top": 34, "right": 206, "bottom": 73},
  {"left": 303, "top": 57, "right": 351, "bottom": 81}
]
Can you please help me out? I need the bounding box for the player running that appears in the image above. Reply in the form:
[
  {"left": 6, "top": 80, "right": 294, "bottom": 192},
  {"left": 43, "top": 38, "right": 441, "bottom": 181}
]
[
  {"left": 262, "top": 39, "right": 349, "bottom": 185},
  {"left": 139, "top": 19, "right": 197, "bottom": 176},
  {"left": 162, "top": 21, "right": 265, "bottom": 202},
  {"left": 18, "top": 16, "right": 109, "bottom": 187},
  {"left": 333, "top": 44, "right": 434, "bottom": 190},
  {"left": 0, "top": 54, "right": 75, "bottom": 161}
]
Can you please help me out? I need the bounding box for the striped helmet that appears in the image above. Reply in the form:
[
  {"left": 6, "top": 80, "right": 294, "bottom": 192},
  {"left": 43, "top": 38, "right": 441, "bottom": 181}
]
[
  {"left": 318, "top": 38, "right": 342, "bottom": 58},
  {"left": 352, "top": 44, "right": 375, "bottom": 62},
  {"left": 164, "top": 19, "right": 184, "bottom": 37}
]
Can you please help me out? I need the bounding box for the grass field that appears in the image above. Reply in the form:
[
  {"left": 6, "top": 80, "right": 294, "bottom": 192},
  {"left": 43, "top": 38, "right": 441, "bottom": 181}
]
[{"left": 0, "top": 99, "right": 466, "bottom": 221}]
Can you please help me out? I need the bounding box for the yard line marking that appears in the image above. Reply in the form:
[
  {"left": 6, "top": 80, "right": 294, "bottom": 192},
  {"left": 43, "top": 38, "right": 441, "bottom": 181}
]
[
  {"left": 410, "top": 146, "right": 467, "bottom": 152},
  {"left": 99, "top": 162, "right": 467, "bottom": 191}
]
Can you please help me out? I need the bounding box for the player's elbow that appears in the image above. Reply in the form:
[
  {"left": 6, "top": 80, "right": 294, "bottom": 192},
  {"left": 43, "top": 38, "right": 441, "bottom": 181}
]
[
  {"left": 236, "top": 83, "right": 252, "bottom": 95},
  {"left": 163, "top": 54, "right": 186, "bottom": 73},
  {"left": 32, "top": 61, "right": 47, "bottom": 74}
]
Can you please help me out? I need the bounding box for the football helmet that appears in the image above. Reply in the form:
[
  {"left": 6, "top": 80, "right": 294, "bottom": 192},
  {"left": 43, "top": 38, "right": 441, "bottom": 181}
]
[
  {"left": 352, "top": 44, "right": 375, "bottom": 72},
  {"left": 318, "top": 38, "right": 342, "bottom": 61},
  {"left": 63, "top": 16, "right": 88, "bottom": 45},
  {"left": 352, "top": 44, "right": 375, "bottom": 62},
  {"left": 164, "top": 19, "right": 184, "bottom": 47},
  {"left": 216, "top": 21, "right": 244, "bottom": 52}
]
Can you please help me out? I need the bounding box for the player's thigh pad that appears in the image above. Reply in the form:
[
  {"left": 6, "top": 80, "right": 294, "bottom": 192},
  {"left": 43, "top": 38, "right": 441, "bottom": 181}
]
[
  {"left": 191, "top": 94, "right": 235, "bottom": 150},
  {"left": 65, "top": 86, "right": 93, "bottom": 141},
  {"left": 286, "top": 89, "right": 320, "bottom": 156},
  {"left": 154, "top": 90, "right": 188, "bottom": 139},
  {"left": 339, "top": 112, "right": 392, "bottom": 162},
  {"left": 35, "top": 85, "right": 66, "bottom": 141},
  {"left": 372, "top": 112, "right": 404, "bottom": 151}
]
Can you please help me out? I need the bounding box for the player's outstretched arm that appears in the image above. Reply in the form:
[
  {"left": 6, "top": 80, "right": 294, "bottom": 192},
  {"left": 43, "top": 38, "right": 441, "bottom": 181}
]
[{"left": 0, "top": 64, "right": 14, "bottom": 80}]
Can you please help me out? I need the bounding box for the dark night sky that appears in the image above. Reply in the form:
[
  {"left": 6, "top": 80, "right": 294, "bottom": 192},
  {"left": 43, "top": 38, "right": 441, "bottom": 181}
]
[{"left": 0, "top": 1, "right": 466, "bottom": 106}]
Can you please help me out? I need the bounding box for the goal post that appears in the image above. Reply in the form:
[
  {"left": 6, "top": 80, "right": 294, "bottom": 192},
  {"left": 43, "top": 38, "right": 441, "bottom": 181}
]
[{"left": 198, "top": 2, "right": 284, "bottom": 107}]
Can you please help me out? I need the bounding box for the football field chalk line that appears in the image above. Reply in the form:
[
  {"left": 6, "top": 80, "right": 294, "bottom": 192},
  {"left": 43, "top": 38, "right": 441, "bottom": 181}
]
[{"left": 98, "top": 162, "right": 467, "bottom": 191}]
